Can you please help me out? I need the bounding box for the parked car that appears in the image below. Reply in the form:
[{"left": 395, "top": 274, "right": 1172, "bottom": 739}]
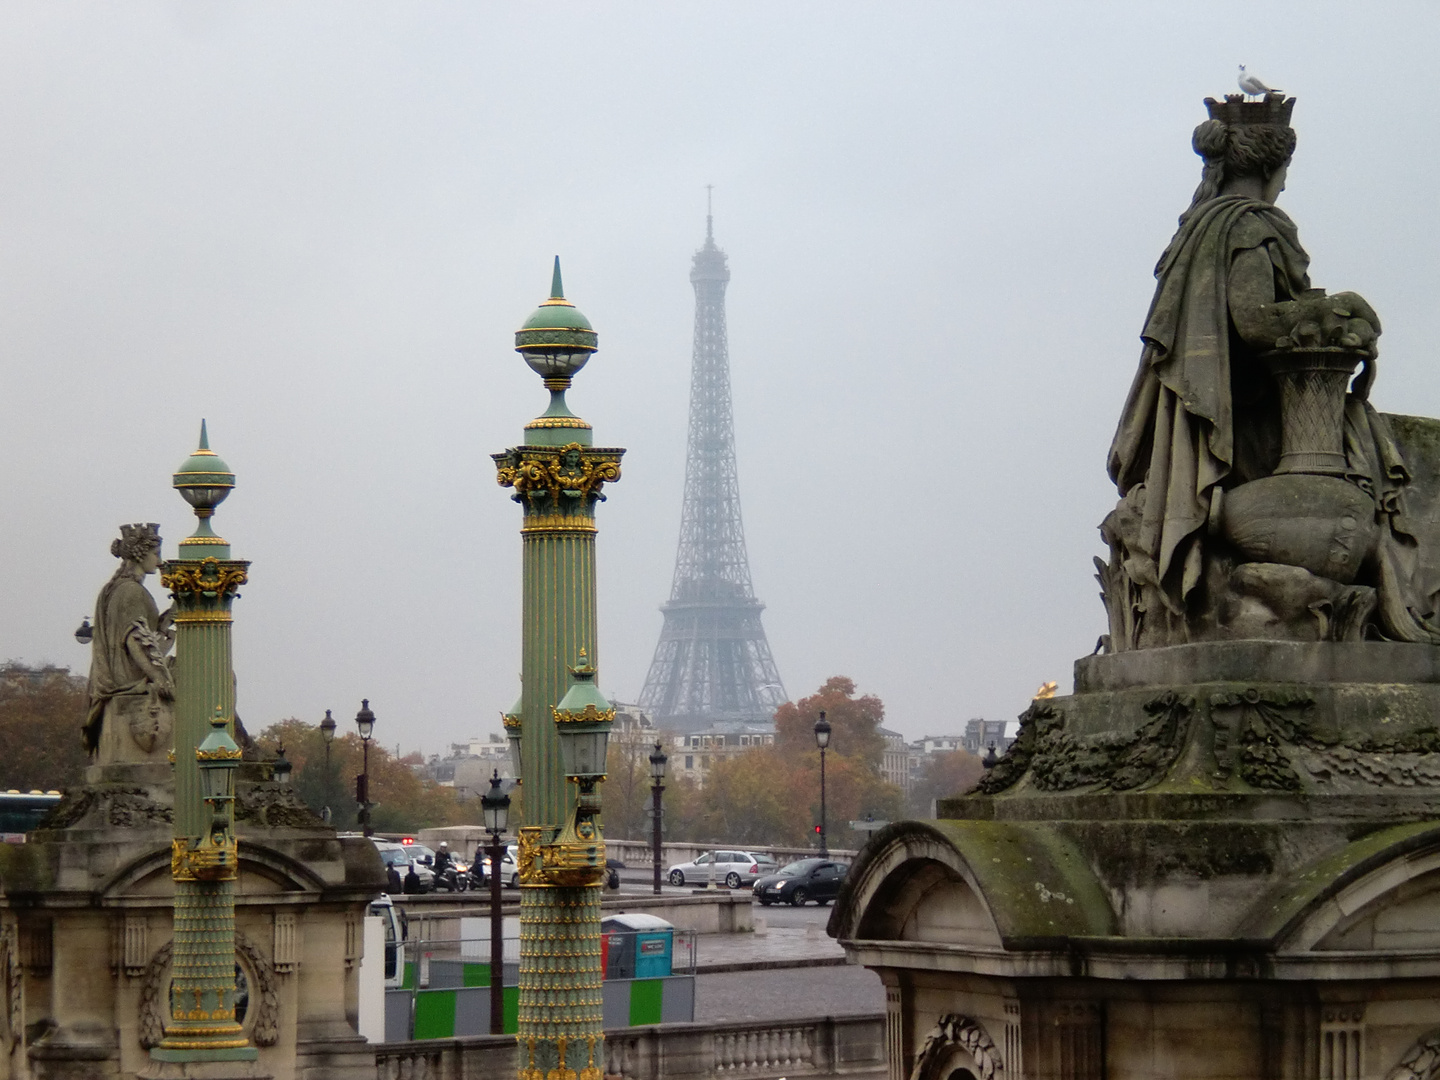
[
  {"left": 478, "top": 843, "right": 521, "bottom": 889},
  {"left": 666, "top": 850, "right": 778, "bottom": 889},
  {"left": 752, "top": 858, "right": 848, "bottom": 906},
  {"left": 373, "top": 840, "right": 434, "bottom": 892}
]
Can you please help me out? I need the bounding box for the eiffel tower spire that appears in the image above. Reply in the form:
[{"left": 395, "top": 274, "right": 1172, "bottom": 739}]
[{"left": 638, "top": 207, "right": 787, "bottom": 733}]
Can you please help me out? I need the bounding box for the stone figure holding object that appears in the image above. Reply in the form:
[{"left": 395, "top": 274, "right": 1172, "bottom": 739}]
[
  {"left": 83, "top": 522, "right": 176, "bottom": 763},
  {"left": 1100, "top": 92, "right": 1440, "bottom": 649}
]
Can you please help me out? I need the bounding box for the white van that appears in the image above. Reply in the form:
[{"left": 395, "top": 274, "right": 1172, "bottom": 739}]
[{"left": 368, "top": 894, "right": 408, "bottom": 989}]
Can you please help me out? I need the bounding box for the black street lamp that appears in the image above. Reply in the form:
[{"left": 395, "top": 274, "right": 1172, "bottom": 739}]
[
  {"left": 273, "top": 743, "right": 293, "bottom": 786},
  {"left": 814, "top": 711, "right": 832, "bottom": 857},
  {"left": 319, "top": 708, "right": 337, "bottom": 823},
  {"left": 649, "top": 740, "right": 668, "bottom": 895},
  {"left": 355, "top": 699, "right": 376, "bottom": 837},
  {"left": 481, "top": 770, "right": 511, "bottom": 1035}
]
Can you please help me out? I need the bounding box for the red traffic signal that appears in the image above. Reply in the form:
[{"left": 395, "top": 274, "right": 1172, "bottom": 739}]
[{"left": 814, "top": 825, "right": 822, "bottom": 834}]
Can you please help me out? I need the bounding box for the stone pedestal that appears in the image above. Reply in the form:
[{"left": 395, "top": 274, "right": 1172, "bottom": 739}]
[
  {"left": 0, "top": 770, "right": 385, "bottom": 1080},
  {"left": 833, "top": 640, "right": 1440, "bottom": 1080}
]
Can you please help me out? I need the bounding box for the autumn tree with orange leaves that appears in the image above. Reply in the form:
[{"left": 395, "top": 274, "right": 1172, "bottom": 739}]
[
  {"left": 667, "top": 676, "right": 902, "bottom": 847},
  {"left": 254, "top": 718, "right": 475, "bottom": 833}
]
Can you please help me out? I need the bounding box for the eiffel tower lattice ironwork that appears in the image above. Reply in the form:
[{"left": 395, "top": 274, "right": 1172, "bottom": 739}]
[{"left": 638, "top": 209, "right": 787, "bottom": 733}]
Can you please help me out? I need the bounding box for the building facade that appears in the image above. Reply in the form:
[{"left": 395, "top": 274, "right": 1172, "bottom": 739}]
[{"left": 671, "top": 723, "right": 775, "bottom": 787}]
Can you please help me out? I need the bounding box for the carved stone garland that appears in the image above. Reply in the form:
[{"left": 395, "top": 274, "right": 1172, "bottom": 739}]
[
  {"left": 977, "top": 694, "right": 1193, "bottom": 795},
  {"left": 1386, "top": 1029, "right": 1440, "bottom": 1080},
  {"left": 137, "top": 930, "right": 279, "bottom": 1049},
  {"left": 908, "top": 1015, "right": 1003, "bottom": 1080}
]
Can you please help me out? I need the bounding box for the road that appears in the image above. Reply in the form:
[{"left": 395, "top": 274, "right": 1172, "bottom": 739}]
[{"left": 695, "top": 965, "right": 884, "bottom": 1022}]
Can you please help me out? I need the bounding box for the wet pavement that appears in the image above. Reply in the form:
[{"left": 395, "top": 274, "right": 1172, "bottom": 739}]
[{"left": 695, "top": 964, "right": 885, "bottom": 1023}]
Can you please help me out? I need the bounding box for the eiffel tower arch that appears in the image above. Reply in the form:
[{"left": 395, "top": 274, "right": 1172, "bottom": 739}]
[{"left": 638, "top": 210, "right": 787, "bottom": 734}]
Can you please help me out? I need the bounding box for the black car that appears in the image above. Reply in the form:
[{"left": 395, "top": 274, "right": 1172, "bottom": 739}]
[{"left": 752, "top": 858, "right": 848, "bottom": 906}]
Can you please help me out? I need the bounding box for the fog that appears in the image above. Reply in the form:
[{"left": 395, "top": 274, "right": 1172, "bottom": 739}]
[{"left": 2, "top": 3, "right": 1438, "bottom": 752}]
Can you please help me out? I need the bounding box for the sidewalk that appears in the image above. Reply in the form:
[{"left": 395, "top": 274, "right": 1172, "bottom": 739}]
[{"left": 688, "top": 924, "right": 848, "bottom": 974}]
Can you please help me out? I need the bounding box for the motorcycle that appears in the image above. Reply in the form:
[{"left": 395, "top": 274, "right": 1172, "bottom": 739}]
[{"left": 433, "top": 860, "right": 469, "bottom": 893}]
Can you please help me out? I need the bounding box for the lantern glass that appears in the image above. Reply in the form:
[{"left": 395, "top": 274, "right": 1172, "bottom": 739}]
[
  {"left": 481, "top": 772, "right": 510, "bottom": 835},
  {"left": 559, "top": 726, "right": 609, "bottom": 780},
  {"left": 200, "top": 759, "right": 233, "bottom": 803},
  {"left": 320, "top": 709, "right": 336, "bottom": 744},
  {"left": 520, "top": 348, "right": 592, "bottom": 380},
  {"left": 649, "top": 741, "right": 668, "bottom": 782},
  {"left": 356, "top": 699, "right": 376, "bottom": 741},
  {"left": 814, "top": 711, "right": 832, "bottom": 750},
  {"left": 508, "top": 730, "right": 523, "bottom": 780}
]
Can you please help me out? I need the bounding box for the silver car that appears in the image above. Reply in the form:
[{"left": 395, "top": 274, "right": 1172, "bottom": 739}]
[{"left": 666, "top": 849, "right": 778, "bottom": 889}]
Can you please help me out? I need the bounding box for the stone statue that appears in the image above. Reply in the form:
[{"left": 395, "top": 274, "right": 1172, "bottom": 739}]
[
  {"left": 83, "top": 523, "right": 176, "bottom": 763},
  {"left": 1098, "top": 93, "right": 1440, "bottom": 649}
]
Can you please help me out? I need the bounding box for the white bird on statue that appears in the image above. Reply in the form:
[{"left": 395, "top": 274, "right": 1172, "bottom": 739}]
[{"left": 1238, "top": 64, "right": 1280, "bottom": 97}]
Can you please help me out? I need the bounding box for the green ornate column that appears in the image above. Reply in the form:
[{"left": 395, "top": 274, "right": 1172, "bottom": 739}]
[
  {"left": 152, "top": 422, "right": 257, "bottom": 1064},
  {"left": 494, "top": 261, "right": 622, "bottom": 1080}
]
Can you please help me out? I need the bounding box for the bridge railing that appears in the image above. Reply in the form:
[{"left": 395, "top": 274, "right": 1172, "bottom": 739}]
[{"left": 605, "top": 839, "right": 859, "bottom": 870}]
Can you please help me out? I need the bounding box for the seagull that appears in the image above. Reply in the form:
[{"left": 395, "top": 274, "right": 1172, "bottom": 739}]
[{"left": 1238, "top": 65, "right": 1280, "bottom": 97}]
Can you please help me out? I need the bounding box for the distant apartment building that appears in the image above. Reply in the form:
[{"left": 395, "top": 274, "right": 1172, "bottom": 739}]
[
  {"left": 962, "top": 718, "right": 1010, "bottom": 756},
  {"left": 905, "top": 720, "right": 1012, "bottom": 786},
  {"left": 878, "top": 727, "right": 911, "bottom": 793},
  {"left": 423, "top": 703, "right": 658, "bottom": 799},
  {"left": 671, "top": 722, "right": 775, "bottom": 788}
]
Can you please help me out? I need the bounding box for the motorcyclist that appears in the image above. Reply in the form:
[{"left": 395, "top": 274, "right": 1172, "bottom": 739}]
[{"left": 433, "top": 842, "right": 452, "bottom": 874}]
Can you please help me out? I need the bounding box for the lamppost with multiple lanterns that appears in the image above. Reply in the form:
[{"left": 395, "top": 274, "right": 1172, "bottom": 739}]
[
  {"left": 151, "top": 422, "right": 256, "bottom": 1065},
  {"left": 355, "top": 699, "right": 376, "bottom": 837},
  {"left": 649, "top": 740, "right": 667, "bottom": 895},
  {"left": 814, "top": 710, "right": 831, "bottom": 858},
  {"left": 481, "top": 770, "right": 512, "bottom": 1035},
  {"left": 494, "top": 259, "right": 622, "bottom": 1080}
]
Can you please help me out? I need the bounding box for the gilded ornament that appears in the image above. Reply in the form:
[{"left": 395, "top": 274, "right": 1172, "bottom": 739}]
[
  {"left": 551, "top": 704, "right": 616, "bottom": 725},
  {"left": 518, "top": 826, "right": 544, "bottom": 885},
  {"left": 161, "top": 557, "right": 248, "bottom": 602},
  {"left": 494, "top": 443, "right": 622, "bottom": 507},
  {"left": 170, "top": 836, "right": 238, "bottom": 882}
]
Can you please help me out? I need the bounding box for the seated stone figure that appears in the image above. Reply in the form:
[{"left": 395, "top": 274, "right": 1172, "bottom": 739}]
[
  {"left": 1099, "top": 93, "right": 1440, "bottom": 649},
  {"left": 83, "top": 523, "right": 176, "bottom": 764}
]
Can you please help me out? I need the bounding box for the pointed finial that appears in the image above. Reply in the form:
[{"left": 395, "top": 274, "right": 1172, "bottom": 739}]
[
  {"left": 550, "top": 256, "right": 564, "bottom": 300},
  {"left": 706, "top": 184, "right": 714, "bottom": 242},
  {"left": 174, "top": 420, "right": 235, "bottom": 555}
]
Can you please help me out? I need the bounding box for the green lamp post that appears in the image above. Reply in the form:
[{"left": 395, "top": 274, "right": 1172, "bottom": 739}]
[
  {"left": 152, "top": 421, "right": 257, "bottom": 1063},
  {"left": 494, "top": 259, "right": 623, "bottom": 1080}
]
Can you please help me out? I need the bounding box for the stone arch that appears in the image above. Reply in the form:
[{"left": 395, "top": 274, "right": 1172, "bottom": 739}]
[
  {"left": 1385, "top": 1029, "right": 1440, "bottom": 1080},
  {"left": 137, "top": 929, "right": 279, "bottom": 1049},
  {"left": 832, "top": 825, "right": 1002, "bottom": 948},
  {"left": 908, "top": 1015, "right": 1002, "bottom": 1080},
  {"left": 102, "top": 843, "right": 328, "bottom": 900},
  {"left": 1268, "top": 839, "right": 1440, "bottom": 952}
]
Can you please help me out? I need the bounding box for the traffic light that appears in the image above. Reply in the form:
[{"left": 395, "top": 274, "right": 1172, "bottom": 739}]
[{"left": 814, "top": 824, "right": 822, "bottom": 834}]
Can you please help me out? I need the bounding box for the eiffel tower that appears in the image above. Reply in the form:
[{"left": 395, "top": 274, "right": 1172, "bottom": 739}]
[{"left": 638, "top": 206, "right": 787, "bottom": 733}]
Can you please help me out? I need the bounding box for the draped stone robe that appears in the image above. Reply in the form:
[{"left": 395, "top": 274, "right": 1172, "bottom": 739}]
[{"left": 1106, "top": 194, "right": 1440, "bottom": 642}]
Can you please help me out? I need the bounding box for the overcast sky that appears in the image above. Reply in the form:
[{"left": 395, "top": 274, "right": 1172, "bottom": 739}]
[{"left": 3, "top": 3, "right": 1438, "bottom": 754}]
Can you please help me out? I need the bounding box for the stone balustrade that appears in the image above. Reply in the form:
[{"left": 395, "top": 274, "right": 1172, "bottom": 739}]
[{"left": 373, "top": 1015, "right": 885, "bottom": 1080}]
